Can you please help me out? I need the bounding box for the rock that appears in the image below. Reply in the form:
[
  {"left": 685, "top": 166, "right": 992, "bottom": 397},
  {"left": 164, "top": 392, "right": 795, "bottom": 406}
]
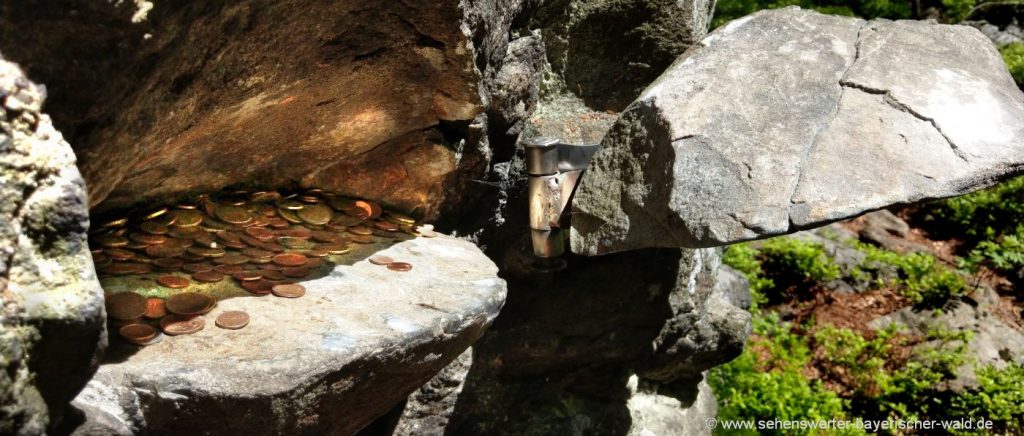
[
  {"left": 570, "top": 7, "right": 1024, "bottom": 255},
  {"left": 0, "top": 0, "right": 525, "bottom": 220},
  {"left": 627, "top": 375, "right": 717, "bottom": 436},
  {"left": 964, "top": 20, "right": 1024, "bottom": 47},
  {"left": 857, "top": 209, "right": 930, "bottom": 253},
  {"left": 393, "top": 349, "right": 473, "bottom": 436},
  {"left": 0, "top": 55, "right": 106, "bottom": 434},
  {"left": 783, "top": 230, "right": 872, "bottom": 293},
  {"left": 869, "top": 286, "right": 1024, "bottom": 391},
  {"left": 69, "top": 235, "right": 505, "bottom": 435},
  {"left": 488, "top": 36, "right": 546, "bottom": 137}
]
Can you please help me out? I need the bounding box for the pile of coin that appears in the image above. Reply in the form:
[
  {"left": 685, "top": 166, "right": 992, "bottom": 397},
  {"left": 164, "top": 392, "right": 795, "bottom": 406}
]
[{"left": 92, "top": 188, "right": 427, "bottom": 345}]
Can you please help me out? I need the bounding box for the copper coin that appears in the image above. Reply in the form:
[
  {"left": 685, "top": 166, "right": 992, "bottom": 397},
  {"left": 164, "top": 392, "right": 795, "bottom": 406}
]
[
  {"left": 306, "top": 249, "right": 330, "bottom": 258},
  {"left": 104, "top": 248, "right": 135, "bottom": 261},
  {"left": 347, "top": 225, "right": 373, "bottom": 236},
  {"left": 268, "top": 218, "right": 289, "bottom": 228},
  {"left": 144, "top": 298, "right": 168, "bottom": 319},
  {"left": 332, "top": 214, "right": 365, "bottom": 227},
  {"left": 271, "top": 283, "right": 306, "bottom": 298},
  {"left": 96, "top": 236, "right": 129, "bottom": 248},
  {"left": 142, "top": 207, "right": 168, "bottom": 220},
  {"left": 216, "top": 311, "right": 250, "bottom": 330},
  {"left": 248, "top": 215, "right": 271, "bottom": 227},
  {"left": 192, "top": 270, "right": 225, "bottom": 283},
  {"left": 299, "top": 195, "right": 320, "bottom": 203},
  {"left": 277, "top": 236, "right": 314, "bottom": 249},
  {"left": 183, "top": 262, "right": 214, "bottom": 273},
  {"left": 176, "top": 203, "right": 198, "bottom": 210},
  {"left": 241, "top": 279, "right": 274, "bottom": 294},
  {"left": 297, "top": 203, "right": 332, "bottom": 225},
  {"left": 282, "top": 267, "right": 311, "bottom": 278},
  {"left": 188, "top": 246, "right": 226, "bottom": 258},
  {"left": 319, "top": 243, "right": 351, "bottom": 255},
  {"left": 278, "top": 228, "right": 312, "bottom": 239},
  {"left": 242, "top": 248, "right": 273, "bottom": 260},
  {"left": 369, "top": 255, "right": 394, "bottom": 266},
  {"left": 244, "top": 227, "right": 275, "bottom": 241},
  {"left": 100, "top": 262, "right": 152, "bottom": 275},
  {"left": 119, "top": 323, "right": 158, "bottom": 344},
  {"left": 126, "top": 241, "right": 151, "bottom": 250},
  {"left": 310, "top": 230, "right": 342, "bottom": 243},
  {"left": 273, "top": 252, "right": 308, "bottom": 267},
  {"left": 258, "top": 269, "right": 286, "bottom": 280},
  {"left": 231, "top": 270, "right": 262, "bottom": 281},
  {"left": 385, "top": 212, "right": 416, "bottom": 225},
  {"left": 215, "top": 230, "right": 243, "bottom": 244},
  {"left": 372, "top": 220, "right": 399, "bottom": 231},
  {"left": 140, "top": 222, "right": 169, "bottom": 235},
  {"left": 214, "top": 264, "right": 244, "bottom": 274},
  {"left": 153, "top": 258, "right": 184, "bottom": 270},
  {"left": 213, "top": 253, "right": 249, "bottom": 265},
  {"left": 106, "top": 292, "right": 147, "bottom": 321},
  {"left": 130, "top": 232, "right": 167, "bottom": 245},
  {"left": 278, "top": 208, "right": 303, "bottom": 224},
  {"left": 172, "top": 209, "right": 204, "bottom": 227},
  {"left": 160, "top": 315, "right": 205, "bottom": 336},
  {"left": 168, "top": 225, "right": 204, "bottom": 239},
  {"left": 146, "top": 243, "right": 187, "bottom": 258},
  {"left": 179, "top": 253, "right": 206, "bottom": 263},
  {"left": 372, "top": 229, "right": 396, "bottom": 238},
  {"left": 354, "top": 200, "right": 382, "bottom": 219},
  {"left": 166, "top": 292, "right": 215, "bottom": 316},
  {"left": 387, "top": 262, "right": 412, "bottom": 272},
  {"left": 215, "top": 205, "right": 254, "bottom": 225},
  {"left": 350, "top": 235, "right": 374, "bottom": 244},
  {"left": 157, "top": 275, "right": 190, "bottom": 289},
  {"left": 101, "top": 217, "right": 129, "bottom": 229}
]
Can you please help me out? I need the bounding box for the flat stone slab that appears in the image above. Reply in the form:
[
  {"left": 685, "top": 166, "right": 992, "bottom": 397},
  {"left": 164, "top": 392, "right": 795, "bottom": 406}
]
[
  {"left": 71, "top": 235, "right": 505, "bottom": 435},
  {"left": 570, "top": 7, "right": 1024, "bottom": 255}
]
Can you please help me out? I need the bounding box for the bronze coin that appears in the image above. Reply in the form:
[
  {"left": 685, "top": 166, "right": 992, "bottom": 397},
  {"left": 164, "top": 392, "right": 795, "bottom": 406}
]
[
  {"left": 324, "top": 222, "right": 349, "bottom": 232},
  {"left": 273, "top": 252, "right": 308, "bottom": 267},
  {"left": 278, "top": 208, "right": 303, "bottom": 224},
  {"left": 259, "top": 242, "right": 286, "bottom": 253},
  {"left": 146, "top": 243, "right": 187, "bottom": 258},
  {"left": 106, "top": 292, "right": 147, "bottom": 321},
  {"left": 192, "top": 270, "right": 225, "bottom": 283},
  {"left": 176, "top": 203, "right": 198, "bottom": 210},
  {"left": 350, "top": 235, "right": 374, "bottom": 244},
  {"left": 100, "top": 262, "right": 152, "bottom": 275},
  {"left": 354, "top": 200, "right": 382, "bottom": 219},
  {"left": 126, "top": 241, "right": 151, "bottom": 250},
  {"left": 153, "top": 258, "right": 185, "bottom": 270},
  {"left": 160, "top": 315, "right": 205, "bottom": 336},
  {"left": 215, "top": 205, "right": 254, "bottom": 225},
  {"left": 179, "top": 253, "right": 206, "bottom": 263},
  {"left": 299, "top": 195, "right": 320, "bottom": 204},
  {"left": 372, "top": 220, "right": 399, "bottom": 231},
  {"left": 277, "top": 236, "right": 314, "bottom": 249},
  {"left": 258, "top": 269, "right": 286, "bottom": 280},
  {"left": 140, "top": 222, "right": 169, "bottom": 235},
  {"left": 142, "top": 207, "right": 169, "bottom": 220},
  {"left": 332, "top": 214, "right": 365, "bottom": 227},
  {"left": 101, "top": 217, "right": 129, "bottom": 229},
  {"left": 271, "top": 283, "right": 306, "bottom": 298},
  {"left": 306, "top": 249, "right": 330, "bottom": 258},
  {"left": 242, "top": 248, "right": 273, "bottom": 260},
  {"left": 278, "top": 228, "right": 312, "bottom": 239},
  {"left": 297, "top": 203, "right": 332, "bottom": 226},
  {"left": 188, "top": 246, "right": 226, "bottom": 258},
  {"left": 104, "top": 248, "right": 135, "bottom": 261},
  {"left": 231, "top": 270, "right": 262, "bottom": 281},
  {"left": 213, "top": 253, "right": 249, "bottom": 265},
  {"left": 214, "top": 264, "right": 244, "bottom": 274},
  {"left": 172, "top": 209, "right": 204, "bottom": 227},
  {"left": 385, "top": 212, "right": 416, "bottom": 225},
  {"left": 144, "top": 298, "right": 168, "bottom": 319},
  {"left": 369, "top": 255, "right": 394, "bottom": 266},
  {"left": 183, "top": 262, "right": 214, "bottom": 273},
  {"left": 244, "top": 227, "right": 275, "bottom": 241},
  {"left": 216, "top": 311, "right": 250, "bottom": 330},
  {"left": 167, "top": 225, "right": 204, "bottom": 239},
  {"left": 319, "top": 243, "right": 352, "bottom": 255},
  {"left": 248, "top": 215, "right": 271, "bottom": 227},
  {"left": 258, "top": 203, "right": 279, "bottom": 216},
  {"left": 96, "top": 236, "right": 129, "bottom": 248},
  {"left": 347, "top": 225, "right": 373, "bottom": 236},
  {"left": 268, "top": 218, "right": 289, "bottom": 228},
  {"left": 310, "top": 230, "right": 342, "bottom": 243},
  {"left": 387, "top": 262, "right": 412, "bottom": 272},
  {"left": 371, "top": 229, "right": 396, "bottom": 238},
  {"left": 166, "top": 292, "right": 215, "bottom": 316},
  {"left": 278, "top": 200, "right": 305, "bottom": 210},
  {"left": 281, "top": 267, "right": 311, "bottom": 278},
  {"left": 241, "top": 279, "right": 274, "bottom": 294},
  {"left": 215, "top": 230, "right": 243, "bottom": 244},
  {"left": 157, "top": 275, "right": 190, "bottom": 289},
  {"left": 119, "top": 323, "right": 158, "bottom": 345}
]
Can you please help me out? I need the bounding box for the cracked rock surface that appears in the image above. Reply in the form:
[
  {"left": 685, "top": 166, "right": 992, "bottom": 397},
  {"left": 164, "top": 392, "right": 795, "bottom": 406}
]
[
  {"left": 570, "top": 7, "right": 1024, "bottom": 255},
  {"left": 0, "top": 54, "right": 106, "bottom": 435}
]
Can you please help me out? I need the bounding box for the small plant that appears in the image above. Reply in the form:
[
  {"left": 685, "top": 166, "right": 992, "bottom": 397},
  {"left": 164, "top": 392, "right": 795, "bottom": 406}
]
[
  {"left": 1001, "top": 43, "right": 1024, "bottom": 89},
  {"left": 851, "top": 241, "right": 968, "bottom": 307},
  {"left": 722, "top": 243, "right": 773, "bottom": 310},
  {"left": 950, "top": 364, "right": 1024, "bottom": 432},
  {"left": 962, "top": 229, "right": 1024, "bottom": 275}
]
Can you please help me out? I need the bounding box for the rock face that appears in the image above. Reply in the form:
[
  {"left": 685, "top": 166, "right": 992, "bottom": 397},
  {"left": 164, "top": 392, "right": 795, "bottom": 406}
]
[
  {"left": 0, "top": 0, "right": 522, "bottom": 220},
  {"left": 0, "top": 55, "right": 106, "bottom": 434},
  {"left": 70, "top": 235, "right": 505, "bottom": 435},
  {"left": 570, "top": 7, "right": 1024, "bottom": 255}
]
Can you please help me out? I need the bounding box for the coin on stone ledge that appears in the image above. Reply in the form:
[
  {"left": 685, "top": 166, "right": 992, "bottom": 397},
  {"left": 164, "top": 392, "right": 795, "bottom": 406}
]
[
  {"left": 297, "top": 203, "right": 332, "bottom": 225},
  {"left": 387, "top": 262, "right": 413, "bottom": 272},
  {"left": 144, "top": 298, "right": 168, "bottom": 319},
  {"left": 160, "top": 315, "right": 205, "bottom": 336},
  {"left": 157, "top": 275, "right": 190, "bottom": 289},
  {"left": 369, "top": 255, "right": 394, "bottom": 266},
  {"left": 215, "top": 311, "right": 250, "bottom": 330},
  {"left": 106, "top": 292, "right": 148, "bottom": 321},
  {"left": 271, "top": 283, "right": 306, "bottom": 298},
  {"left": 119, "top": 323, "right": 159, "bottom": 345},
  {"left": 192, "top": 270, "right": 225, "bottom": 283},
  {"left": 166, "top": 292, "right": 215, "bottom": 316},
  {"left": 272, "top": 252, "right": 308, "bottom": 267},
  {"left": 216, "top": 205, "right": 254, "bottom": 225}
]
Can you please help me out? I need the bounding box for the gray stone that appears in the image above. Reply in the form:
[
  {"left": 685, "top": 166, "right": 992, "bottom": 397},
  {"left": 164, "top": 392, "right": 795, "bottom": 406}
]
[
  {"left": 394, "top": 348, "right": 473, "bottom": 436},
  {"left": 857, "top": 209, "right": 930, "bottom": 253},
  {"left": 570, "top": 7, "right": 1024, "bottom": 255},
  {"left": 0, "top": 55, "right": 106, "bottom": 435},
  {"left": 627, "top": 375, "right": 717, "bottom": 436},
  {"left": 70, "top": 235, "right": 505, "bottom": 435}
]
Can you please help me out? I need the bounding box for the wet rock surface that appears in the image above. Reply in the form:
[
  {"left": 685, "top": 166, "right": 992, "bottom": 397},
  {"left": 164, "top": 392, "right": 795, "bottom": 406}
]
[
  {"left": 69, "top": 236, "right": 505, "bottom": 435},
  {"left": 0, "top": 55, "right": 105, "bottom": 434},
  {"left": 571, "top": 7, "right": 1024, "bottom": 255}
]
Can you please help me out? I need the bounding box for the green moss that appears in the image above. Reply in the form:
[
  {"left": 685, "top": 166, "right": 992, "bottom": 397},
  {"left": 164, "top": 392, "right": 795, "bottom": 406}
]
[
  {"left": 1001, "top": 43, "right": 1024, "bottom": 88},
  {"left": 950, "top": 364, "right": 1024, "bottom": 432},
  {"left": 850, "top": 241, "right": 967, "bottom": 307}
]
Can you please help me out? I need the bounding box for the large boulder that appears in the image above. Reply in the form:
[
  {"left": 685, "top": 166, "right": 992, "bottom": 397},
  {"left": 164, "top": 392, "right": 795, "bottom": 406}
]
[
  {"left": 0, "top": 55, "right": 106, "bottom": 434},
  {"left": 571, "top": 7, "right": 1024, "bottom": 255},
  {"left": 70, "top": 235, "right": 505, "bottom": 435}
]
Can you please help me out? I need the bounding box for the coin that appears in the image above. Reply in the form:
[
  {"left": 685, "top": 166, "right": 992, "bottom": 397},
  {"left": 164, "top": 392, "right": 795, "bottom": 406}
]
[
  {"left": 310, "top": 230, "right": 342, "bottom": 243},
  {"left": 144, "top": 298, "right": 168, "bottom": 319},
  {"left": 153, "top": 258, "right": 184, "bottom": 270},
  {"left": 373, "top": 220, "right": 399, "bottom": 232},
  {"left": 268, "top": 218, "right": 289, "bottom": 228},
  {"left": 231, "top": 270, "right": 262, "bottom": 281},
  {"left": 168, "top": 225, "right": 203, "bottom": 239},
  {"left": 119, "top": 323, "right": 159, "bottom": 345},
  {"left": 278, "top": 200, "right": 305, "bottom": 210},
  {"left": 241, "top": 279, "right": 274, "bottom": 294},
  {"left": 297, "top": 203, "right": 332, "bottom": 225},
  {"left": 106, "top": 292, "right": 147, "bottom": 320},
  {"left": 157, "top": 275, "right": 190, "bottom": 289},
  {"left": 273, "top": 252, "right": 308, "bottom": 267},
  {"left": 172, "top": 209, "right": 204, "bottom": 227},
  {"left": 188, "top": 246, "right": 226, "bottom": 258},
  {"left": 160, "top": 315, "right": 205, "bottom": 336},
  {"left": 101, "top": 217, "right": 129, "bottom": 228},
  {"left": 278, "top": 208, "right": 303, "bottom": 224},
  {"left": 319, "top": 243, "right": 351, "bottom": 255},
  {"left": 271, "top": 283, "right": 306, "bottom": 298},
  {"left": 146, "top": 243, "right": 187, "bottom": 258},
  {"left": 387, "top": 262, "right": 412, "bottom": 272},
  {"left": 350, "top": 235, "right": 374, "bottom": 244},
  {"left": 369, "top": 255, "right": 394, "bottom": 265},
  {"left": 354, "top": 200, "right": 382, "bottom": 219},
  {"left": 241, "top": 248, "right": 273, "bottom": 260},
  {"left": 215, "top": 205, "right": 253, "bottom": 225},
  {"left": 258, "top": 269, "right": 286, "bottom": 280},
  {"left": 244, "top": 227, "right": 275, "bottom": 241},
  {"left": 192, "top": 270, "right": 225, "bottom": 283},
  {"left": 176, "top": 203, "right": 198, "bottom": 210},
  {"left": 213, "top": 253, "right": 249, "bottom": 265},
  {"left": 216, "top": 311, "right": 250, "bottom": 330},
  {"left": 385, "top": 212, "right": 416, "bottom": 225},
  {"left": 306, "top": 249, "right": 330, "bottom": 258},
  {"left": 96, "top": 236, "right": 129, "bottom": 248},
  {"left": 140, "top": 222, "right": 169, "bottom": 235},
  {"left": 183, "top": 262, "right": 214, "bottom": 273},
  {"left": 281, "top": 266, "right": 311, "bottom": 278},
  {"left": 105, "top": 248, "right": 135, "bottom": 261},
  {"left": 100, "top": 262, "right": 152, "bottom": 275},
  {"left": 166, "top": 292, "right": 215, "bottom": 316},
  {"left": 277, "top": 236, "right": 314, "bottom": 249},
  {"left": 347, "top": 225, "right": 373, "bottom": 236},
  {"left": 142, "top": 207, "right": 168, "bottom": 220}
]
